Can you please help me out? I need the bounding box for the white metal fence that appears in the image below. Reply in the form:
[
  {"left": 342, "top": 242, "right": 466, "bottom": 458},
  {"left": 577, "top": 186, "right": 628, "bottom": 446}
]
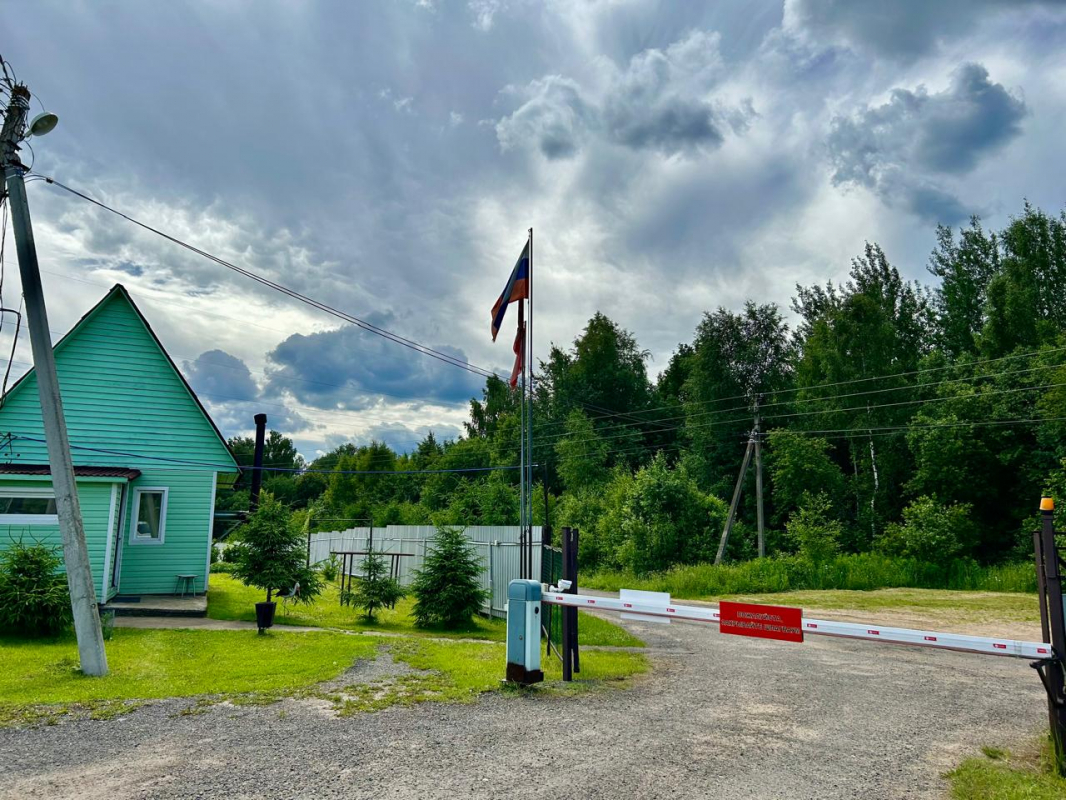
[{"left": 308, "top": 525, "right": 543, "bottom": 618}]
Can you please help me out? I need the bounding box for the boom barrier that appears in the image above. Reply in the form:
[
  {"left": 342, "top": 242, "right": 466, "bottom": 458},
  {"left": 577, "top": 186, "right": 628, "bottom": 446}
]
[{"left": 540, "top": 591, "right": 1053, "bottom": 659}]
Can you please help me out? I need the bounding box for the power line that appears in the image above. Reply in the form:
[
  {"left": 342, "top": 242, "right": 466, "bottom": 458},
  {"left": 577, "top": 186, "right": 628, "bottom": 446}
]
[
  {"left": 778, "top": 414, "right": 1066, "bottom": 439},
  {"left": 533, "top": 355, "right": 1066, "bottom": 448},
  {"left": 534, "top": 378, "right": 1066, "bottom": 451},
  {"left": 35, "top": 174, "right": 503, "bottom": 381},
  {"left": 536, "top": 343, "right": 1066, "bottom": 433}
]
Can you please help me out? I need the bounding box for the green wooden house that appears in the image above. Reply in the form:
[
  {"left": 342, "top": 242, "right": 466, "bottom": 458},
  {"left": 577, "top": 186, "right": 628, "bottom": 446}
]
[{"left": 0, "top": 284, "right": 240, "bottom": 599}]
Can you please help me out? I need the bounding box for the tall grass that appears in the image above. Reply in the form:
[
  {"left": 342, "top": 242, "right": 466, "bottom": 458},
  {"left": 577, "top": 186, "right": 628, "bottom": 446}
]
[{"left": 583, "top": 554, "right": 1037, "bottom": 599}]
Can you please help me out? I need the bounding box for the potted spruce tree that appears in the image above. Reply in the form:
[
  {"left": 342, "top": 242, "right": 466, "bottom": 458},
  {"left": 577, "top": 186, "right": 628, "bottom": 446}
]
[{"left": 231, "top": 496, "right": 321, "bottom": 633}]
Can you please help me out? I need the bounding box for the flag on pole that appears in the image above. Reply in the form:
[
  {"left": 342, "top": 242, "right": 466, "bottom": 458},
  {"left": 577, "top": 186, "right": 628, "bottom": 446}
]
[
  {"left": 490, "top": 240, "right": 530, "bottom": 341},
  {"left": 509, "top": 321, "right": 525, "bottom": 389}
]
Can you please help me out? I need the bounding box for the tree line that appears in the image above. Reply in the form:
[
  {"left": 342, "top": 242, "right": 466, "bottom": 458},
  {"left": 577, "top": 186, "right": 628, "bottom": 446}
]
[{"left": 218, "top": 200, "right": 1066, "bottom": 576}]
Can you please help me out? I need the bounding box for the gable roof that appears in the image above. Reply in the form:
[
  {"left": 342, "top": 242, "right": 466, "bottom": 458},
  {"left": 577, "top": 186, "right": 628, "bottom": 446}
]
[{"left": 2, "top": 284, "right": 239, "bottom": 471}]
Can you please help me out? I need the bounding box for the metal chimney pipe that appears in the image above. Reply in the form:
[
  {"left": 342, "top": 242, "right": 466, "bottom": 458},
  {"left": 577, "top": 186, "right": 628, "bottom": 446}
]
[{"left": 249, "top": 413, "right": 268, "bottom": 511}]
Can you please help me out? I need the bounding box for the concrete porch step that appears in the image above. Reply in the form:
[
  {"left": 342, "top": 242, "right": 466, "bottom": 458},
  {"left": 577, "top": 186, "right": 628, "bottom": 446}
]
[{"left": 103, "top": 595, "right": 208, "bottom": 618}]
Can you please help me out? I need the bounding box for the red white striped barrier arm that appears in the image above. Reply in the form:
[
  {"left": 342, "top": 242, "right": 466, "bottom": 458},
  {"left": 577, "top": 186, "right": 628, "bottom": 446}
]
[{"left": 542, "top": 592, "right": 1053, "bottom": 660}]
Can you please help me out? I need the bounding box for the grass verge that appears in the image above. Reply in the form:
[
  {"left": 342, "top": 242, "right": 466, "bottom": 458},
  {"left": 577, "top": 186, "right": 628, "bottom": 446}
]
[
  {"left": 208, "top": 574, "right": 643, "bottom": 648},
  {"left": 332, "top": 638, "right": 649, "bottom": 715},
  {"left": 947, "top": 741, "right": 1066, "bottom": 799},
  {"left": 584, "top": 554, "right": 1036, "bottom": 599},
  {"left": 0, "top": 627, "right": 378, "bottom": 726}
]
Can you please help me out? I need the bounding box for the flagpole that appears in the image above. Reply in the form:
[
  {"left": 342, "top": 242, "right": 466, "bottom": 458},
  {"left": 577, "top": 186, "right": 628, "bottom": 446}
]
[
  {"left": 526, "top": 227, "right": 534, "bottom": 577},
  {"left": 518, "top": 295, "right": 527, "bottom": 578}
]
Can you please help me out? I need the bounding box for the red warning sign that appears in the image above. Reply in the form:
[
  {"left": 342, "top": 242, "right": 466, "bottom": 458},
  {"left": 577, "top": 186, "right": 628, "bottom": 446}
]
[{"left": 719, "top": 601, "right": 803, "bottom": 643}]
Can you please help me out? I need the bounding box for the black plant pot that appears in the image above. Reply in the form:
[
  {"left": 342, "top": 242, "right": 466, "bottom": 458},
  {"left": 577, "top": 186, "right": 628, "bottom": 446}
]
[{"left": 255, "top": 601, "right": 276, "bottom": 634}]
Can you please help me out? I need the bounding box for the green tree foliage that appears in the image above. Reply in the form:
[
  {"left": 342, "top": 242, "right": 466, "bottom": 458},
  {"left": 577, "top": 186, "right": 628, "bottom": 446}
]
[
  {"left": 785, "top": 492, "right": 842, "bottom": 563},
  {"left": 683, "top": 302, "right": 794, "bottom": 495},
  {"left": 928, "top": 217, "right": 999, "bottom": 358},
  {"left": 982, "top": 204, "right": 1066, "bottom": 357},
  {"left": 615, "top": 454, "right": 727, "bottom": 573},
  {"left": 411, "top": 526, "right": 488, "bottom": 628},
  {"left": 555, "top": 410, "right": 610, "bottom": 492},
  {"left": 344, "top": 551, "right": 404, "bottom": 621},
  {"left": 228, "top": 430, "right": 305, "bottom": 472},
  {"left": 792, "top": 243, "right": 932, "bottom": 544},
  {"left": 0, "top": 541, "right": 72, "bottom": 636},
  {"left": 231, "top": 496, "right": 322, "bottom": 604},
  {"left": 767, "top": 430, "right": 847, "bottom": 527},
  {"left": 877, "top": 496, "right": 976, "bottom": 566}
]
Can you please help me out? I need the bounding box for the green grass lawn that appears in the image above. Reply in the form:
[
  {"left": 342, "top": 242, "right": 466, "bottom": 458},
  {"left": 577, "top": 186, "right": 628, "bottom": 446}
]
[
  {"left": 948, "top": 743, "right": 1066, "bottom": 799},
  {"left": 0, "top": 617, "right": 647, "bottom": 725},
  {"left": 0, "top": 627, "right": 378, "bottom": 722},
  {"left": 208, "top": 574, "right": 644, "bottom": 648}
]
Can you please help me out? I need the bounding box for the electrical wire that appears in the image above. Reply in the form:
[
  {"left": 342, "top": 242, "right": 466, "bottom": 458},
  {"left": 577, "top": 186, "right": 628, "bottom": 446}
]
[
  {"left": 535, "top": 343, "right": 1066, "bottom": 433},
  {"left": 35, "top": 174, "right": 504, "bottom": 382},
  {"left": 532, "top": 376, "right": 1066, "bottom": 451}
]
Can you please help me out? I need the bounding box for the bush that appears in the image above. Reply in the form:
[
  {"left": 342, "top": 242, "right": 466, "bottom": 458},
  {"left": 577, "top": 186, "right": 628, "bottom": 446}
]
[
  {"left": 786, "top": 492, "right": 842, "bottom": 564},
  {"left": 318, "top": 553, "right": 340, "bottom": 583},
  {"left": 230, "top": 496, "right": 322, "bottom": 604},
  {"left": 210, "top": 544, "right": 220, "bottom": 564},
  {"left": 878, "top": 496, "right": 976, "bottom": 567},
  {"left": 342, "top": 551, "right": 404, "bottom": 620},
  {"left": 411, "top": 526, "right": 488, "bottom": 628},
  {"left": 210, "top": 562, "right": 237, "bottom": 574},
  {"left": 0, "top": 541, "right": 72, "bottom": 636}
]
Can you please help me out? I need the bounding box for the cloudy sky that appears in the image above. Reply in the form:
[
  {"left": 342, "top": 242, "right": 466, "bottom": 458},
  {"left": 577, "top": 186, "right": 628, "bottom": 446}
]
[{"left": 1, "top": 0, "right": 1064, "bottom": 459}]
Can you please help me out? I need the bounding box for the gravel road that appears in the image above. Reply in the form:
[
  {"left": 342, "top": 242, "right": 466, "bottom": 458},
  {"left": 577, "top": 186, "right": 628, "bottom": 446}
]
[{"left": 0, "top": 615, "right": 1047, "bottom": 800}]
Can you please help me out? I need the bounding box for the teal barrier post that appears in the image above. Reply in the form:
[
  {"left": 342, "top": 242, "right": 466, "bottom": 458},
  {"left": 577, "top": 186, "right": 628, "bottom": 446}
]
[{"left": 505, "top": 579, "right": 544, "bottom": 685}]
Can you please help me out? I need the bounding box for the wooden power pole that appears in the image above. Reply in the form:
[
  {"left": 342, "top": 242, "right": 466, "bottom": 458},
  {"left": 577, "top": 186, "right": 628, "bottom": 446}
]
[{"left": 715, "top": 396, "right": 767, "bottom": 565}]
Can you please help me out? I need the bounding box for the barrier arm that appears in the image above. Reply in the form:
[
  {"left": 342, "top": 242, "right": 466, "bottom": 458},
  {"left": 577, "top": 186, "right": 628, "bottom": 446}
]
[{"left": 541, "top": 592, "right": 1053, "bottom": 660}]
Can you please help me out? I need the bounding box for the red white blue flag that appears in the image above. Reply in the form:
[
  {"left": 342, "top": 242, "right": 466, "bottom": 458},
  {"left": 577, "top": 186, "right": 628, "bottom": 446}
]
[
  {"left": 491, "top": 240, "right": 530, "bottom": 342},
  {"left": 509, "top": 321, "right": 525, "bottom": 389}
]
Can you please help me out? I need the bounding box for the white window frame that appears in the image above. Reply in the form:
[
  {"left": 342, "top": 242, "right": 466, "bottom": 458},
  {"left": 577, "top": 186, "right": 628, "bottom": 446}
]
[
  {"left": 129, "top": 486, "right": 169, "bottom": 546},
  {"left": 0, "top": 486, "right": 59, "bottom": 525}
]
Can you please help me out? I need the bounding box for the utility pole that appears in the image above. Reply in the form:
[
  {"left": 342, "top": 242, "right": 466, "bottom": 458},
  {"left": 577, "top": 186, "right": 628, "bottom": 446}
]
[
  {"left": 1, "top": 84, "right": 108, "bottom": 675},
  {"left": 715, "top": 428, "right": 756, "bottom": 565},
  {"left": 754, "top": 396, "right": 765, "bottom": 559}
]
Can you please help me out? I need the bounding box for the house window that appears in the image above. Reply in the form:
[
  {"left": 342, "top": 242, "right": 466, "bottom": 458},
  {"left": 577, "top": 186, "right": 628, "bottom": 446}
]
[
  {"left": 0, "top": 488, "right": 58, "bottom": 525},
  {"left": 130, "top": 487, "right": 168, "bottom": 545}
]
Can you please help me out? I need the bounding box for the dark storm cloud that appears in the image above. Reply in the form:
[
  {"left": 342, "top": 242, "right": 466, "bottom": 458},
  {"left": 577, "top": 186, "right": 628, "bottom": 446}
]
[
  {"left": 182, "top": 349, "right": 310, "bottom": 436},
  {"left": 827, "top": 64, "right": 1027, "bottom": 223},
  {"left": 496, "top": 30, "right": 736, "bottom": 158},
  {"left": 787, "top": 0, "right": 1061, "bottom": 58},
  {"left": 183, "top": 349, "right": 259, "bottom": 403},
  {"left": 263, "top": 321, "right": 486, "bottom": 409}
]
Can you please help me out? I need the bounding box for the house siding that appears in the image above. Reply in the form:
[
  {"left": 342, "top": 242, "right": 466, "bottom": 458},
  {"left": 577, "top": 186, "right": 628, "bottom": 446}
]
[
  {"left": 0, "top": 287, "right": 238, "bottom": 596},
  {"left": 0, "top": 479, "right": 116, "bottom": 592},
  {"left": 117, "top": 469, "right": 215, "bottom": 594}
]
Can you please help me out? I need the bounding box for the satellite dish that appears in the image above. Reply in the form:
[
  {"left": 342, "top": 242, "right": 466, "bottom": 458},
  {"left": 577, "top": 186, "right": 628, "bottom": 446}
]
[{"left": 28, "top": 112, "right": 58, "bottom": 137}]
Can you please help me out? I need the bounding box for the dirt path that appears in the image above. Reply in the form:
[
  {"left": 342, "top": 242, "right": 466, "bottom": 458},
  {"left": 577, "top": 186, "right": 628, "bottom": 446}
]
[{"left": 0, "top": 611, "right": 1047, "bottom": 799}]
